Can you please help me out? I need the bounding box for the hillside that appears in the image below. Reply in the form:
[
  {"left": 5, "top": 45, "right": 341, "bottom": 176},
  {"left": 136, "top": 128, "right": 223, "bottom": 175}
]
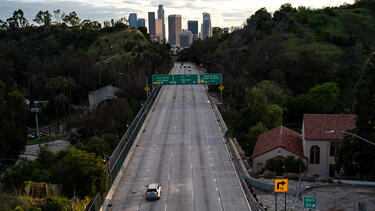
[
  {"left": 180, "top": 0, "right": 375, "bottom": 156},
  {"left": 0, "top": 12, "right": 172, "bottom": 209}
]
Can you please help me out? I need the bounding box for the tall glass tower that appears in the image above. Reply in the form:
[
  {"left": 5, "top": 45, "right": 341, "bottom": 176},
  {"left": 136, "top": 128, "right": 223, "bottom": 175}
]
[
  {"left": 158, "top": 5, "right": 165, "bottom": 41},
  {"left": 129, "top": 13, "right": 137, "bottom": 28},
  {"left": 202, "top": 12, "right": 212, "bottom": 39}
]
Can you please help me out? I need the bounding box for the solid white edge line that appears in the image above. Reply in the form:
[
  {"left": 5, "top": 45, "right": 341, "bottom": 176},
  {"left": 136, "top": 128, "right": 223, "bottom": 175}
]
[{"left": 205, "top": 83, "right": 252, "bottom": 211}]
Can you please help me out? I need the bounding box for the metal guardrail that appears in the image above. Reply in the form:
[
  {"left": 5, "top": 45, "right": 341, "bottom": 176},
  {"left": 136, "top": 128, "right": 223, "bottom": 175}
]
[
  {"left": 209, "top": 96, "right": 265, "bottom": 211},
  {"left": 86, "top": 65, "right": 173, "bottom": 211}
]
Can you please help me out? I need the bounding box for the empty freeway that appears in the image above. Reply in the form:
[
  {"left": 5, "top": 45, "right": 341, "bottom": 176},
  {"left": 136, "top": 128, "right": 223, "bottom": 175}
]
[{"left": 110, "top": 63, "right": 251, "bottom": 211}]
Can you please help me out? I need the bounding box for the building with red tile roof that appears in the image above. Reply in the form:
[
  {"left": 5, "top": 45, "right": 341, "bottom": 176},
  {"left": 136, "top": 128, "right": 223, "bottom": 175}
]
[
  {"left": 252, "top": 126, "right": 306, "bottom": 173},
  {"left": 302, "top": 114, "right": 356, "bottom": 178}
]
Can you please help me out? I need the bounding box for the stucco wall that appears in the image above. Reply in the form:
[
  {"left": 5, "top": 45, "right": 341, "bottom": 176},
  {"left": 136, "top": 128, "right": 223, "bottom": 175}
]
[
  {"left": 252, "top": 147, "right": 306, "bottom": 173},
  {"left": 303, "top": 139, "right": 336, "bottom": 178}
]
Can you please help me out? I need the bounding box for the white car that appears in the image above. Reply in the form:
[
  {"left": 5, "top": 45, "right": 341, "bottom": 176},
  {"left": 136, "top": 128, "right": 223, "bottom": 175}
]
[{"left": 146, "top": 183, "right": 162, "bottom": 200}]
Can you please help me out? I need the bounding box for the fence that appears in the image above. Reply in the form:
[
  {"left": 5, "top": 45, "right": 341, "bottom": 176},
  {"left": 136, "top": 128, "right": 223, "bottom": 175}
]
[{"left": 86, "top": 65, "right": 172, "bottom": 211}]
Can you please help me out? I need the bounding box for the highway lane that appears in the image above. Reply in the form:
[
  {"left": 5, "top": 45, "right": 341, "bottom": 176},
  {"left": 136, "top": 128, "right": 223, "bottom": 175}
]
[{"left": 111, "top": 62, "right": 250, "bottom": 211}]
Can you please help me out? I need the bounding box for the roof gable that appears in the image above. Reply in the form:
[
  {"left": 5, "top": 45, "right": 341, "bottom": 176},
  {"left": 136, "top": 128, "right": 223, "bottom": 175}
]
[
  {"left": 303, "top": 114, "right": 356, "bottom": 140},
  {"left": 252, "top": 126, "right": 303, "bottom": 158}
]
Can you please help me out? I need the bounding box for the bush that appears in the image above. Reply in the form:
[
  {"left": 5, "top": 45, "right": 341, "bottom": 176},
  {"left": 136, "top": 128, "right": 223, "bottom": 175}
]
[
  {"left": 264, "top": 155, "right": 307, "bottom": 176},
  {"left": 284, "top": 155, "right": 307, "bottom": 173},
  {"left": 262, "top": 170, "right": 275, "bottom": 179},
  {"left": 42, "top": 196, "right": 73, "bottom": 211},
  {"left": 283, "top": 173, "right": 300, "bottom": 180},
  {"left": 264, "top": 158, "right": 285, "bottom": 175}
]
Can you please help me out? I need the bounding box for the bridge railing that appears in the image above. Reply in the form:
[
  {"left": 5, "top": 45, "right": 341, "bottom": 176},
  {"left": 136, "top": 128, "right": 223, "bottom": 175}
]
[
  {"left": 86, "top": 64, "right": 173, "bottom": 211},
  {"left": 209, "top": 95, "right": 265, "bottom": 211}
]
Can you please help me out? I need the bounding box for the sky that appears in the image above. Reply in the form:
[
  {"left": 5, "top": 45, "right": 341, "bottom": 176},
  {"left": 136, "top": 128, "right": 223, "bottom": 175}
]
[{"left": 0, "top": 0, "right": 354, "bottom": 31}]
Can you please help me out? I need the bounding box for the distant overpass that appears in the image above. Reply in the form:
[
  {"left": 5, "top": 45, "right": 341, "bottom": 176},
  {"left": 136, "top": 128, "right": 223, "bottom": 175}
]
[
  {"left": 109, "top": 63, "right": 251, "bottom": 211},
  {"left": 88, "top": 85, "right": 120, "bottom": 109}
]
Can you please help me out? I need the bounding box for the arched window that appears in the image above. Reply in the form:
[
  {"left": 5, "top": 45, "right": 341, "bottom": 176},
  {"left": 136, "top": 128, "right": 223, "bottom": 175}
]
[{"left": 310, "top": 145, "right": 320, "bottom": 164}]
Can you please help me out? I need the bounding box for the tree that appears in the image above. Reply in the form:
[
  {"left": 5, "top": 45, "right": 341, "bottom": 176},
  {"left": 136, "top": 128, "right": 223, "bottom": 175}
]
[
  {"left": 245, "top": 122, "right": 268, "bottom": 155},
  {"left": 47, "top": 76, "right": 76, "bottom": 129},
  {"left": 62, "top": 11, "right": 80, "bottom": 26},
  {"left": 244, "top": 80, "right": 286, "bottom": 129},
  {"left": 284, "top": 155, "right": 306, "bottom": 173},
  {"left": 264, "top": 157, "right": 284, "bottom": 175},
  {"left": 58, "top": 148, "right": 108, "bottom": 197},
  {"left": 0, "top": 81, "right": 27, "bottom": 163},
  {"left": 6, "top": 9, "right": 28, "bottom": 29},
  {"left": 336, "top": 52, "right": 375, "bottom": 176},
  {"left": 137, "top": 26, "right": 150, "bottom": 40},
  {"left": 81, "top": 19, "right": 101, "bottom": 29},
  {"left": 0, "top": 19, "right": 8, "bottom": 30},
  {"left": 34, "top": 11, "right": 52, "bottom": 26},
  {"left": 293, "top": 82, "right": 340, "bottom": 114},
  {"left": 255, "top": 80, "right": 287, "bottom": 109},
  {"left": 53, "top": 9, "right": 64, "bottom": 25},
  {"left": 354, "top": 52, "right": 375, "bottom": 136},
  {"left": 263, "top": 104, "right": 283, "bottom": 129}
]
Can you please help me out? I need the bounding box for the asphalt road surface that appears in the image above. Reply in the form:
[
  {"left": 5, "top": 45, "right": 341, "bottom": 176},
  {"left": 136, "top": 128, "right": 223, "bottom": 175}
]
[
  {"left": 302, "top": 185, "right": 375, "bottom": 211},
  {"left": 111, "top": 63, "right": 250, "bottom": 211}
]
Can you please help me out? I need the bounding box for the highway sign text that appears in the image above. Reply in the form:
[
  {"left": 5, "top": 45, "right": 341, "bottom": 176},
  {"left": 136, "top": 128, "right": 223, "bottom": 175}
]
[
  {"left": 303, "top": 196, "right": 317, "bottom": 210},
  {"left": 200, "top": 74, "right": 222, "bottom": 85}
]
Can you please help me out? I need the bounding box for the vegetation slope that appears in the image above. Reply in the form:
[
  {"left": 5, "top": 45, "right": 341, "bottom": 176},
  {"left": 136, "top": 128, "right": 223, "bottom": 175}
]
[{"left": 180, "top": 0, "right": 375, "bottom": 176}]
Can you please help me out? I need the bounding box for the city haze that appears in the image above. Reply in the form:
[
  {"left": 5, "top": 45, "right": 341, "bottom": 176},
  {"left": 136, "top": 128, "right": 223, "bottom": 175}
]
[{"left": 1, "top": 0, "right": 354, "bottom": 30}]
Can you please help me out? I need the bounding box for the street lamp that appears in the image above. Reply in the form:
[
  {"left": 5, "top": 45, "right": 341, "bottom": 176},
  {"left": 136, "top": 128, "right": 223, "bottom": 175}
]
[{"left": 325, "top": 130, "right": 375, "bottom": 146}]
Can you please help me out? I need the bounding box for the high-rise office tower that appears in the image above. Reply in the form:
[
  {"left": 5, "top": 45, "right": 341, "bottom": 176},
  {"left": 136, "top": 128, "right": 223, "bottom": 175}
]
[
  {"left": 137, "top": 18, "right": 145, "bottom": 27},
  {"left": 158, "top": 5, "right": 165, "bottom": 40},
  {"left": 180, "top": 30, "right": 193, "bottom": 48},
  {"left": 188, "top": 20, "right": 198, "bottom": 40},
  {"left": 202, "top": 12, "right": 212, "bottom": 39},
  {"left": 168, "top": 15, "right": 182, "bottom": 46},
  {"left": 129, "top": 13, "right": 137, "bottom": 28},
  {"left": 155, "top": 19, "right": 163, "bottom": 41},
  {"left": 148, "top": 12, "right": 155, "bottom": 36}
]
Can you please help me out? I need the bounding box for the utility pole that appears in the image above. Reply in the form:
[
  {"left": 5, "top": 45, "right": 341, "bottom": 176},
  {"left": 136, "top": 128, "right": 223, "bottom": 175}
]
[{"left": 31, "top": 107, "right": 41, "bottom": 143}]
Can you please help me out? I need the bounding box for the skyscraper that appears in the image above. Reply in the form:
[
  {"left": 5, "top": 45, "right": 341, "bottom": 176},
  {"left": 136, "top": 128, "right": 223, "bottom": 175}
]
[
  {"left": 180, "top": 30, "right": 193, "bottom": 48},
  {"left": 168, "top": 15, "right": 182, "bottom": 46},
  {"left": 188, "top": 20, "right": 198, "bottom": 41},
  {"left": 158, "top": 5, "right": 165, "bottom": 41},
  {"left": 137, "top": 18, "right": 145, "bottom": 27},
  {"left": 129, "top": 13, "right": 137, "bottom": 28},
  {"left": 148, "top": 12, "right": 155, "bottom": 36},
  {"left": 202, "top": 12, "right": 212, "bottom": 39},
  {"left": 155, "top": 19, "right": 163, "bottom": 41}
]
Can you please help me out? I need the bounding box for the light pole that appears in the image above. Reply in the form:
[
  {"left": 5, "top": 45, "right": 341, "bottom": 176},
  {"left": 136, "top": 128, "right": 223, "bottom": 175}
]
[{"left": 325, "top": 130, "right": 375, "bottom": 146}]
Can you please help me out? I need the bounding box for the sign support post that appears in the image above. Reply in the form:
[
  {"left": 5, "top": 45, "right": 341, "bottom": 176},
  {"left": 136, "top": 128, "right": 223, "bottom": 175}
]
[
  {"left": 275, "top": 192, "right": 278, "bottom": 211},
  {"left": 274, "top": 179, "right": 288, "bottom": 211},
  {"left": 31, "top": 107, "right": 41, "bottom": 143},
  {"left": 285, "top": 192, "right": 287, "bottom": 211}
]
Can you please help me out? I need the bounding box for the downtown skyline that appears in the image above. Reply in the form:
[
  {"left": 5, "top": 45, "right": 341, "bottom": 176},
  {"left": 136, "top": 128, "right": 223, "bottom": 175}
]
[{"left": 0, "top": 0, "right": 355, "bottom": 30}]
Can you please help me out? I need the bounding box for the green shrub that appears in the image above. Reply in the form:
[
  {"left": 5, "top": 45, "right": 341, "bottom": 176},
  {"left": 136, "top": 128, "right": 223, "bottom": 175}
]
[
  {"left": 262, "top": 170, "right": 275, "bottom": 179},
  {"left": 264, "top": 158, "right": 285, "bottom": 175},
  {"left": 283, "top": 173, "right": 300, "bottom": 180},
  {"left": 264, "top": 155, "right": 307, "bottom": 176},
  {"left": 42, "top": 196, "right": 73, "bottom": 211}
]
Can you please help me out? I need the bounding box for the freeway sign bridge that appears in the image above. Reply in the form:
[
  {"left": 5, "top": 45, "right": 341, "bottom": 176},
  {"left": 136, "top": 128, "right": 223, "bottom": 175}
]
[{"left": 152, "top": 73, "right": 222, "bottom": 85}]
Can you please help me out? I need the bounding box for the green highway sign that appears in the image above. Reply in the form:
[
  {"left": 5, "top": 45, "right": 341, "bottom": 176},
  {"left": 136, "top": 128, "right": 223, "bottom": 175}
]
[
  {"left": 152, "top": 74, "right": 174, "bottom": 85},
  {"left": 303, "top": 196, "right": 317, "bottom": 210},
  {"left": 152, "top": 74, "right": 221, "bottom": 85},
  {"left": 174, "top": 74, "right": 198, "bottom": 84},
  {"left": 200, "top": 74, "right": 222, "bottom": 85}
]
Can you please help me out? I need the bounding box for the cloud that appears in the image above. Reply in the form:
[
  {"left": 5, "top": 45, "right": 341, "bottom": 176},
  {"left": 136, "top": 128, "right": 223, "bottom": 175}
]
[{"left": 0, "top": 0, "right": 354, "bottom": 38}]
